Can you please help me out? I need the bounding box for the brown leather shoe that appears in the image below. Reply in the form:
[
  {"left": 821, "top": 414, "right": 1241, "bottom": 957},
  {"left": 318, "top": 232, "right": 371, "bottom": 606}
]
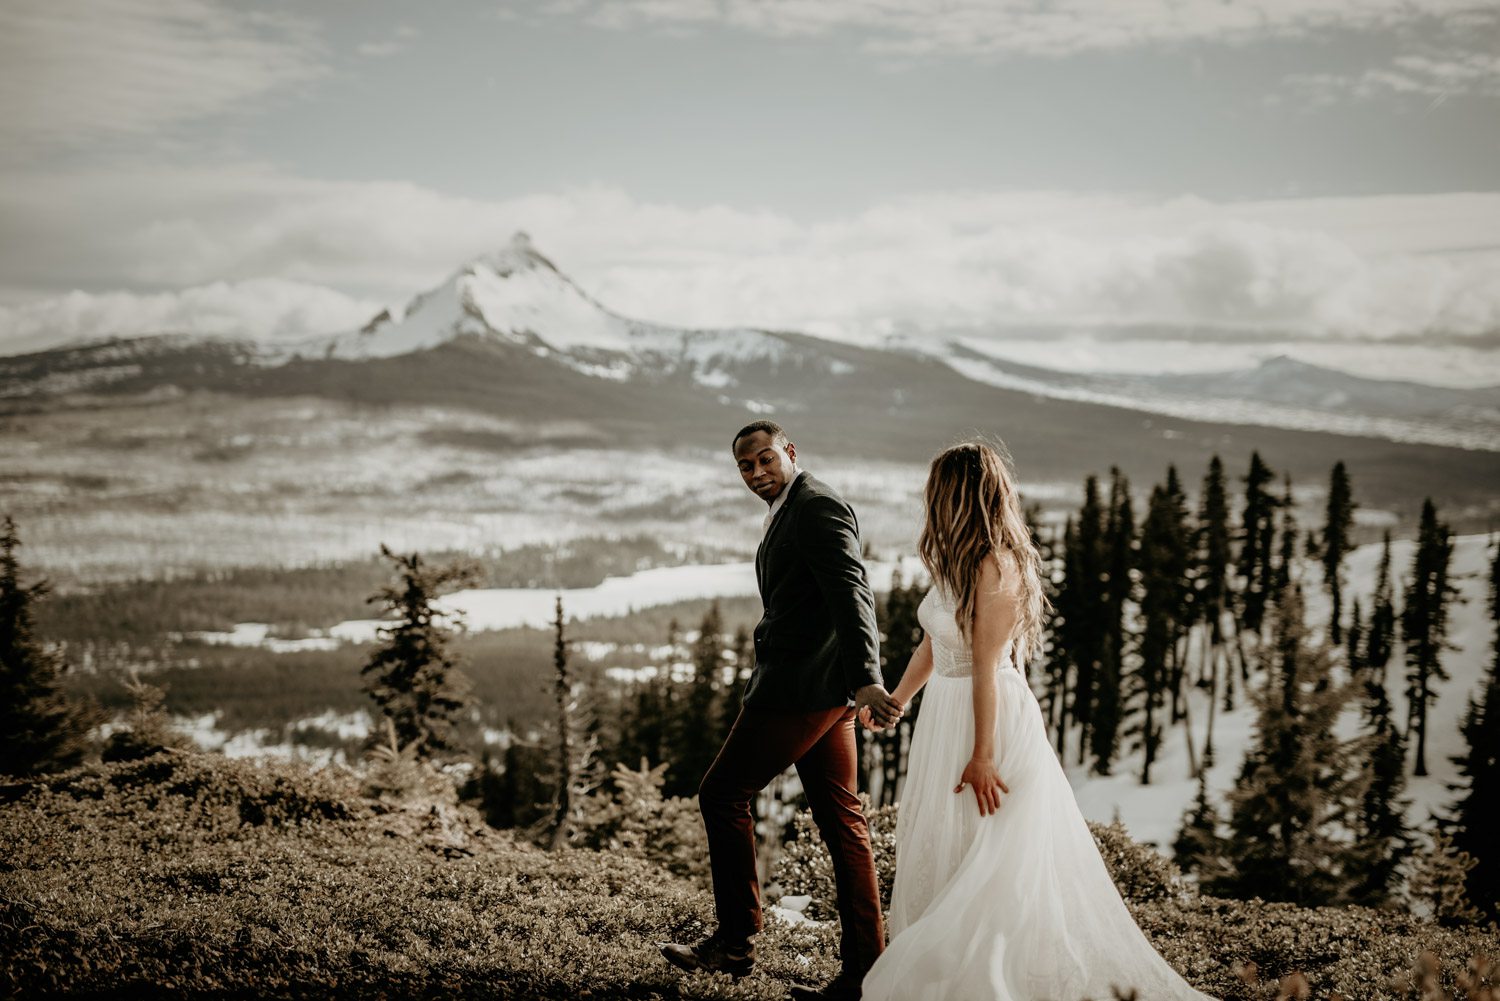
[
  {"left": 787, "top": 971, "right": 863, "bottom": 1000},
  {"left": 657, "top": 931, "right": 756, "bottom": 980}
]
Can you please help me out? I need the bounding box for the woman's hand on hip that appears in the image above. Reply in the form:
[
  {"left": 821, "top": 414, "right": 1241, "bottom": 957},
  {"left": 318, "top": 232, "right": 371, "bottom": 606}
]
[{"left": 955, "top": 755, "right": 1009, "bottom": 816}]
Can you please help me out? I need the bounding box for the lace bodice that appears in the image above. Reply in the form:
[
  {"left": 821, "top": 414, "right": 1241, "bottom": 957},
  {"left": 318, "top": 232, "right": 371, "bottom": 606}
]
[{"left": 917, "top": 583, "right": 1015, "bottom": 678}]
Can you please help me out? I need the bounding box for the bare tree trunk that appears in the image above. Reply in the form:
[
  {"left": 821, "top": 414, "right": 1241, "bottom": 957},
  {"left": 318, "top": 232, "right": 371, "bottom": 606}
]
[
  {"left": 1204, "top": 639, "right": 1220, "bottom": 768},
  {"left": 1055, "top": 669, "right": 1069, "bottom": 757},
  {"left": 1182, "top": 673, "right": 1199, "bottom": 779},
  {"left": 549, "top": 596, "right": 573, "bottom": 852},
  {"left": 1229, "top": 608, "right": 1253, "bottom": 683},
  {"left": 1412, "top": 693, "right": 1428, "bottom": 776},
  {"left": 1169, "top": 630, "right": 1192, "bottom": 723},
  {"left": 1195, "top": 623, "right": 1211, "bottom": 687},
  {"left": 1141, "top": 691, "right": 1156, "bottom": 785}
]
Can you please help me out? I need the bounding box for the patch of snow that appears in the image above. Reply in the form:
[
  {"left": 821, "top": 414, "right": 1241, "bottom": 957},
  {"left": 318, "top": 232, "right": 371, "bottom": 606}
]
[
  {"left": 557, "top": 356, "right": 632, "bottom": 381},
  {"left": 289, "top": 709, "right": 372, "bottom": 741},
  {"left": 330, "top": 557, "right": 924, "bottom": 641},
  {"left": 695, "top": 368, "right": 735, "bottom": 388},
  {"left": 768, "top": 898, "right": 823, "bottom": 927},
  {"left": 175, "top": 622, "right": 341, "bottom": 653},
  {"left": 169, "top": 709, "right": 362, "bottom": 767}
]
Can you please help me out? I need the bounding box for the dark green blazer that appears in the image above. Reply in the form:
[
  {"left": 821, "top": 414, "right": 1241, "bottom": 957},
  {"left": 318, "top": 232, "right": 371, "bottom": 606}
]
[{"left": 743, "top": 471, "right": 883, "bottom": 710}]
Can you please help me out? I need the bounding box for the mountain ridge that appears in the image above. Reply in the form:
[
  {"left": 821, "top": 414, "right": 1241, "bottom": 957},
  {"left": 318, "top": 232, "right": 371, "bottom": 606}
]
[{"left": 4, "top": 237, "right": 1499, "bottom": 522}]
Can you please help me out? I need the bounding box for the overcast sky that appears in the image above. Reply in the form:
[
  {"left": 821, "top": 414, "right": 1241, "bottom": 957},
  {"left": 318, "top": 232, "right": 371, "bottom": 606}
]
[{"left": 2, "top": 0, "right": 1498, "bottom": 367}]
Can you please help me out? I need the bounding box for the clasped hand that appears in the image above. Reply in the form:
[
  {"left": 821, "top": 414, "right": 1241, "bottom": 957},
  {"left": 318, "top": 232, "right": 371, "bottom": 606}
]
[{"left": 854, "top": 684, "right": 905, "bottom": 731}]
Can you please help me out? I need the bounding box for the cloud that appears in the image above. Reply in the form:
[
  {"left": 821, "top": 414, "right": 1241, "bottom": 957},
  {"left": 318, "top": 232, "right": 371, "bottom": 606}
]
[
  {"left": 1286, "top": 50, "right": 1500, "bottom": 105},
  {"left": 357, "top": 24, "right": 420, "bottom": 58},
  {"left": 0, "top": 0, "right": 325, "bottom": 160},
  {"left": 0, "top": 163, "right": 805, "bottom": 297},
  {"left": 593, "top": 209, "right": 1500, "bottom": 342},
  {"left": 516, "top": 0, "right": 1500, "bottom": 62},
  {"left": 0, "top": 165, "right": 1497, "bottom": 349},
  {"left": 0, "top": 279, "right": 380, "bottom": 355}
]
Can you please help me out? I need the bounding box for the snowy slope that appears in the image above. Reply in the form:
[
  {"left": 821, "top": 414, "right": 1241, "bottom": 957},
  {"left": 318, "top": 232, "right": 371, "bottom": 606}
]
[
  {"left": 936, "top": 340, "right": 1500, "bottom": 453},
  {"left": 1063, "top": 533, "right": 1496, "bottom": 851}
]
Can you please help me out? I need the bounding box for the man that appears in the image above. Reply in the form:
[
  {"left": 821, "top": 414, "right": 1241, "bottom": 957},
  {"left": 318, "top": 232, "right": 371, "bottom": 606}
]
[{"left": 659, "top": 420, "right": 904, "bottom": 1001}]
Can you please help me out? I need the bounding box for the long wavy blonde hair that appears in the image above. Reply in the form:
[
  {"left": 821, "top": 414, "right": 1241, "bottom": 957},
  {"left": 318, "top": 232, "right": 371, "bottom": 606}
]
[{"left": 918, "top": 440, "right": 1049, "bottom": 666}]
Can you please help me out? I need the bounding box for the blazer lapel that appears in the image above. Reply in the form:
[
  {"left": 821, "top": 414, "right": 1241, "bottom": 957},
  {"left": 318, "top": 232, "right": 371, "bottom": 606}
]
[
  {"left": 756, "top": 531, "right": 768, "bottom": 596},
  {"left": 755, "top": 472, "right": 808, "bottom": 598}
]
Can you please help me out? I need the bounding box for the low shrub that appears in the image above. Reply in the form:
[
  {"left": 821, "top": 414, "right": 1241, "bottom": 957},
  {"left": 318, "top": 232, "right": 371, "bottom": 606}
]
[
  {"left": 574, "top": 760, "right": 710, "bottom": 882},
  {"left": 23, "top": 750, "right": 365, "bottom": 841},
  {"left": 3, "top": 751, "right": 1497, "bottom": 1000},
  {"left": 1090, "top": 818, "right": 1191, "bottom": 904},
  {"left": 0, "top": 751, "right": 836, "bottom": 998},
  {"left": 1131, "top": 895, "right": 1500, "bottom": 999},
  {"left": 100, "top": 672, "right": 194, "bottom": 764}
]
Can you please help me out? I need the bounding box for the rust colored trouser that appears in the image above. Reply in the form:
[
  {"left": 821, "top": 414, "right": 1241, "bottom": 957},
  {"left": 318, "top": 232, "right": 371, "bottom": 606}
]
[{"left": 699, "top": 705, "right": 885, "bottom": 977}]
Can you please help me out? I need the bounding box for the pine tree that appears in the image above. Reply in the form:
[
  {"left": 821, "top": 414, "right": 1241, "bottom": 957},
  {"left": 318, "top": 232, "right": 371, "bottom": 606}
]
[
  {"left": 675, "top": 601, "right": 728, "bottom": 798},
  {"left": 1493, "top": 533, "right": 1500, "bottom": 675},
  {"left": 0, "top": 516, "right": 96, "bottom": 777},
  {"left": 625, "top": 671, "right": 663, "bottom": 772},
  {"left": 1091, "top": 468, "right": 1133, "bottom": 775},
  {"left": 495, "top": 732, "right": 552, "bottom": 831},
  {"left": 1321, "top": 462, "right": 1356, "bottom": 645},
  {"left": 1408, "top": 828, "right": 1483, "bottom": 927},
  {"left": 1162, "top": 465, "right": 1195, "bottom": 725},
  {"left": 1173, "top": 773, "right": 1227, "bottom": 881},
  {"left": 1135, "top": 480, "right": 1187, "bottom": 784},
  {"left": 1346, "top": 598, "right": 1366, "bottom": 674},
  {"left": 1447, "top": 537, "right": 1500, "bottom": 920},
  {"left": 1235, "top": 452, "right": 1278, "bottom": 638},
  {"left": 1071, "top": 476, "right": 1107, "bottom": 763},
  {"left": 1272, "top": 475, "right": 1298, "bottom": 602},
  {"left": 1347, "top": 650, "right": 1411, "bottom": 906},
  {"left": 1402, "top": 499, "right": 1457, "bottom": 777},
  {"left": 101, "top": 671, "right": 189, "bottom": 763},
  {"left": 1366, "top": 531, "right": 1397, "bottom": 674},
  {"left": 1197, "top": 456, "right": 1233, "bottom": 749},
  {"left": 1210, "top": 582, "right": 1365, "bottom": 905},
  {"left": 719, "top": 625, "right": 752, "bottom": 745},
  {"left": 1048, "top": 517, "right": 1079, "bottom": 751},
  {"left": 547, "top": 595, "right": 599, "bottom": 850},
  {"left": 361, "top": 545, "right": 481, "bottom": 760}
]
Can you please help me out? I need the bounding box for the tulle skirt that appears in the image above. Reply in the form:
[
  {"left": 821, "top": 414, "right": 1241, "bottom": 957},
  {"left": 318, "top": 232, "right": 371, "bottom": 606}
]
[{"left": 864, "top": 669, "right": 1217, "bottom": 1001}]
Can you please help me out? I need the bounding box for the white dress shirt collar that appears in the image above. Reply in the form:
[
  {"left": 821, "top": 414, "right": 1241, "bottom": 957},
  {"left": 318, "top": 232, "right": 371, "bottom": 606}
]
[{"left": 763, "top": 468, "right": 804, "bottom": 534}]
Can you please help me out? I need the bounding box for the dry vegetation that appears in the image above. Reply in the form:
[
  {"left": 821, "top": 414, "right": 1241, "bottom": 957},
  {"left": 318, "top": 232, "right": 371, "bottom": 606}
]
[{"left": 2, "top": 750, "right": 1496, "bottom": 999}]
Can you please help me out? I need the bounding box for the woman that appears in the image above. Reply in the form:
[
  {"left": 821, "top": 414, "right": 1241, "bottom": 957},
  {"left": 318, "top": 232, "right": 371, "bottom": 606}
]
[{"left": 860, "top": 441, "right": 1216, "bottom": 1001}]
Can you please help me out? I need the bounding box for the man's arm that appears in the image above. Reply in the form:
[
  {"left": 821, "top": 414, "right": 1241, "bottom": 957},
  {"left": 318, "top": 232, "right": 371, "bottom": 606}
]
[{"left": 796, "top": 493, "right": 903, "bottom": 724}]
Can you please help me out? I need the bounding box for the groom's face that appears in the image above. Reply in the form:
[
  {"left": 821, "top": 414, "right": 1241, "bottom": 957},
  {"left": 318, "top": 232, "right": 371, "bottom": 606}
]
[{"left": 734, "top": 431, "right": 797, "bottom": 504}]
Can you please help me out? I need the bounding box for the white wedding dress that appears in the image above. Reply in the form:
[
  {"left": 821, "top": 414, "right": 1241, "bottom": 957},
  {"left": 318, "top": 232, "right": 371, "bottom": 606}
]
[{"left": 862, "top": 583, "right": 1217, "bottom": 1001}]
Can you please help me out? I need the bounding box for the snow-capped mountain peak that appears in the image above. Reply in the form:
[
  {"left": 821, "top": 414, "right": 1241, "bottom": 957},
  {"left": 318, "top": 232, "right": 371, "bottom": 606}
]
[
  {"left": 330, "top": 231, "right": 634, "bottom": 359},
  {"left": 320, "top": 234, "right": 813, "bottom": 391}
]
